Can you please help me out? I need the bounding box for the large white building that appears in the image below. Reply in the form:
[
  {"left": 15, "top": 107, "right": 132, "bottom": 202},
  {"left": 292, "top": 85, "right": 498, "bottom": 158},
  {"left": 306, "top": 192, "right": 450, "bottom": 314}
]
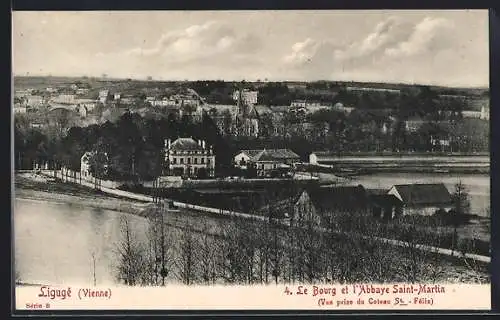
[{"left": 164, "top": 138, "right": 215, "bottom": 178}]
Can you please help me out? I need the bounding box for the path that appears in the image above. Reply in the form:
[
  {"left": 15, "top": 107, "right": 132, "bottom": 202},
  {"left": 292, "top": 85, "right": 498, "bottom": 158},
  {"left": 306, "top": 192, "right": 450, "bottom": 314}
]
[{"left": 38, "top": 170, "right": 490, "bottom": 264}]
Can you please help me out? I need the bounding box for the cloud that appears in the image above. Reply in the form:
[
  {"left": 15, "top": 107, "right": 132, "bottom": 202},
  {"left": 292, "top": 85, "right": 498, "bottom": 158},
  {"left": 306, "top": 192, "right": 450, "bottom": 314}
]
[
  {"left": 385, "top": 17, "right": 454, "bottom": 57},
  {"left": 124, "top": 20, "right": 260, "bottom": 62},
  {"left": 283, "top": 16, "right": 457, "bottom": 80},
  {"left": 87, "top": 20, "right": 264, "bottom": 79}
]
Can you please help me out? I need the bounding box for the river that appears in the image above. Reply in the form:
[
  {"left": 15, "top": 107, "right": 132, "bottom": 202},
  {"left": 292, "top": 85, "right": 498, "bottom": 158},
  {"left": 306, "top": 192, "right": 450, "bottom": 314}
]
[
  {"left": 14, "top": 173, "right": 490, "bottom": 285},
  {"left": 14, "top": 198, "right": 150, "bottom": 286}
]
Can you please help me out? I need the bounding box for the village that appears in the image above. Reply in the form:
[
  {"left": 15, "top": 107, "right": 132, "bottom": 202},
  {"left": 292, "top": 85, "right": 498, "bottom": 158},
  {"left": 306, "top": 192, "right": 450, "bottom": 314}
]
[
  {"left": 15, "top": 77, "right": 490, "bottom": 230},
  {"left": 12, "top": 9, "right": 492, "bottom": 290}
]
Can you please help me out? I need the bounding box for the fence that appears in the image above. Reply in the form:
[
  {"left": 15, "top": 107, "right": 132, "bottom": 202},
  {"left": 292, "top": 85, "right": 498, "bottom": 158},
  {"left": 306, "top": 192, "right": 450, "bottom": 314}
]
[{"left": 55, "top": 168, "right": 126, "bottom": 189}]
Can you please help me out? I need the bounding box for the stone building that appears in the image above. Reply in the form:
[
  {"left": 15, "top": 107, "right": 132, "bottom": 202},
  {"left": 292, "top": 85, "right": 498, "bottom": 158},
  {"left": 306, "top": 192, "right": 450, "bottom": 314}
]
[{"left": 164, "top": 137, "right": 215, "bottom": 178}]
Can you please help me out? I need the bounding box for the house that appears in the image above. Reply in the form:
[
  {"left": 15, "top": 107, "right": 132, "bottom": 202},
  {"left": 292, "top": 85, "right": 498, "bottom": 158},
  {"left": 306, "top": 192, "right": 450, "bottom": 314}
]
[
  {"left": 76, "top": 105, "right": 87, "bottom": 118},
  {"left": 98, "top": 90, "right": 109, "bottom": 104},
  {"left": 387, "top": 183, "right": 452, "bottom": 216},
  {"left": 80, "top": 151, "right": 109, "bottom": 178},
  {"left": 369, "top": 194, "right": 404, "bottom": 221},
  {"left": 75, "top": 99, "right": 96, "bottom": 112},
  {"left": 233, "top": 149, "right": 300, "bottom": 177},
  {"left": 164, "top": 137, "right": 216, "bottom": 178},
  {"left": 309, "top": 185, "right": 371, "bottom": 217},
  {"left": 120, "top": 97, "right": 135, "bottom": 105},
  {"left": 26, "top": 95, "right": 45, "bottom": 108},
  {"left": 76, "top": 88, "right": 90, "bottom": 95},
  {"left": 80, "top": 152, "right": 93, "bottom": 178},
  {"left": 267, "top": 184, "right": 371, "bottom": 226},
  {"left": 51, "top": 94, "right": 76, "bottom": 105},
  {"left": 167, "top": 93, "right": 201, "bottom": 107},
  {"left": 14, "top": 104, "right": 27, "bottom": 114}
]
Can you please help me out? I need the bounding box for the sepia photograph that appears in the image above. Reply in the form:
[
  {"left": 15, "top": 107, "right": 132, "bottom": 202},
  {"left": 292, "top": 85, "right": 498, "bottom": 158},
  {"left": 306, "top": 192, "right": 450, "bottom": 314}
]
[{"left": 12, "top": 9, "right": 491, "bottom": 310}]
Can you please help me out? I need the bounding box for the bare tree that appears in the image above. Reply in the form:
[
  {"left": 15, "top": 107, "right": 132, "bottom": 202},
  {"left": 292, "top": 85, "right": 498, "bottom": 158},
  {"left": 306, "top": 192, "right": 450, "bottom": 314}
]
[
  {"left": 146, "top": 207, "right": 172, "bottom": 286},
  {"left": 217, "top": 219, "right": 242, "bottom": 284},
  {"left": 450, "top": 180, "right": 471, "bottom": 254},
  {"left": 91, "top": 252, "right": 97, "bottom": 286},
  {"left": 115, "top": 217, "right": 145, "bottom": 286},
  {"left": 269, "top": 220, "right": 285, "bottom": 285},
  {"left": 176, "top": 230, "right": 198, "bottom": 285},
  {"left": 198, "top": 221, "right": 220, "bottom": 285}
]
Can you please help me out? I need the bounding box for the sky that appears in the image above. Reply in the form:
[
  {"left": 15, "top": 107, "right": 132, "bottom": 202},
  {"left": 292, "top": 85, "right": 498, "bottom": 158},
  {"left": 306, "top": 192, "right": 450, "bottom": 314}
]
[{"left": 12, "top": 10, "right": 489, "bottom": 87}]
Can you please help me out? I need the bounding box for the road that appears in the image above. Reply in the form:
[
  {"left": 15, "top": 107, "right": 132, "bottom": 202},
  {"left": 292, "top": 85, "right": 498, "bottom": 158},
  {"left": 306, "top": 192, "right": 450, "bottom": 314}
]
[{"left": 38, "top": 170, "right": 490, "bottom": 264}]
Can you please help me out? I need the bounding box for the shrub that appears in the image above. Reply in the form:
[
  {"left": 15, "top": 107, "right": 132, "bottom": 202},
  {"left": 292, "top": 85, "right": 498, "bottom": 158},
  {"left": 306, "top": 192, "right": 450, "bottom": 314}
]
[{"left": 457, "top": 238, "right": 490, "bottom": 256}]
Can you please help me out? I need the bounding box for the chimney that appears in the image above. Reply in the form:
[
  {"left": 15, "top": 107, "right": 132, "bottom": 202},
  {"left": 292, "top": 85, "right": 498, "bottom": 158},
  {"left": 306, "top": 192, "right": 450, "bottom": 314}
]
[
  {"left": 202, "top": 140, "right": 206, "bottom": 149},
  {"left": 198, "top": 139, "right": 202, "bottom": 146},
  {"left": 168, "top": 139, "right": 171, "bottom": 149}
]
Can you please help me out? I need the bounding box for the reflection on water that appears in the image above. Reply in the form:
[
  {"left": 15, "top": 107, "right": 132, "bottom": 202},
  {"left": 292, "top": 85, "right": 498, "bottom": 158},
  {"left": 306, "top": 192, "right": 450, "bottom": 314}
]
[{"left": 14, "top": 199, "right": 149, "bottom": 286}]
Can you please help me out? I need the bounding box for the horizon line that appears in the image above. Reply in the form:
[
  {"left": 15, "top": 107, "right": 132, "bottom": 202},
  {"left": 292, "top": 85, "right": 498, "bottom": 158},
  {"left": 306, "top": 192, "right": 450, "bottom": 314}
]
[{"left": 12, "top": 73, "right": 489, "bottom": 90}]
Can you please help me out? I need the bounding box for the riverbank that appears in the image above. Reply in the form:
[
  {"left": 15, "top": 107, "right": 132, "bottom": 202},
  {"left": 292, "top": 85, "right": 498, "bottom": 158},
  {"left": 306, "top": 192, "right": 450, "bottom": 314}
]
[
  {"left": 15, "top": 173, "right": 152, "bottom": 217},
  {"left": 14, "top": 173, "right": 490, "bottom": 284},
  {"left": 15, "top": 172, "right": 490, "bottom": 243}
]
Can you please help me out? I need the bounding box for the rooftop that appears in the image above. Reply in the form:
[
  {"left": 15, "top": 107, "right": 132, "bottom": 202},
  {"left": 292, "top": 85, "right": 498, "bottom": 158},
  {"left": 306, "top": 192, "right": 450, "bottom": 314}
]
[
  {"left": 391, "top": 183, "right": 451, "bottom": 206},
  {"left": 169, "top": 137, "right": 206, "bottom": 151},
  {"left": 239, "top": 149, "right": 300, "bottom": 162}
]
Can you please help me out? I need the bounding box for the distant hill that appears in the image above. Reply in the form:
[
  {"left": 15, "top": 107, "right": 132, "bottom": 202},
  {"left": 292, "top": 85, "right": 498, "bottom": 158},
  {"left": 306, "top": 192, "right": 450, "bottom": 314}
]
[{"left": 13, "top": 75, "right": 489, "bottom": 98}]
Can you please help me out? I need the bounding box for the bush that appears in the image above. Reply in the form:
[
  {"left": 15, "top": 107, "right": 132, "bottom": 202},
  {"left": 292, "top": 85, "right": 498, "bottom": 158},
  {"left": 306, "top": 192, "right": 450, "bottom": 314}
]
[{"left": 457, "top": 238, "right": 490, "bottom": 256}]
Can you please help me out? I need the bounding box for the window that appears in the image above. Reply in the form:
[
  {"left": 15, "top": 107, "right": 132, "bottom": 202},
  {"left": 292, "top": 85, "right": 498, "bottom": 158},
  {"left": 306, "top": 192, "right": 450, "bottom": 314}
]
[
  {"left": 172, "top": 158, "right": 177, "bottom": 164},
  {"left": 201, "top": 158, "right": 205, "bottom": 164},
  {"left": 207, "top": 158, "right": 211, "bottom": 164},
  {"left": 180, "top": 158, "right": 184, "bottom": 164},
  {"left": 187, "top": 158, "right": 191, "bottom": 164},
  {"left": 194, "top": 158, "right": 198, "bottom": 164}
]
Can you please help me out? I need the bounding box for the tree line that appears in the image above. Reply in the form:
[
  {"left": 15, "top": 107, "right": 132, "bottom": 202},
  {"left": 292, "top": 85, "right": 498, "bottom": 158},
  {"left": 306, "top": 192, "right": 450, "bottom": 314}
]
[
  {"left": 115, "top": 203, "right": 488, "bottom": 287},
  {"left": 14, "top": 111, "right": 234, "bottom": 180}
]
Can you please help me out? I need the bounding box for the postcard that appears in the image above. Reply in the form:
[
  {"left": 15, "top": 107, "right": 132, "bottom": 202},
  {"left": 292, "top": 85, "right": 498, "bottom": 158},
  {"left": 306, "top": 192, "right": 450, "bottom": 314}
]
[{"left": 12, "top": 9, "right": 491, "bottom": 312}]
